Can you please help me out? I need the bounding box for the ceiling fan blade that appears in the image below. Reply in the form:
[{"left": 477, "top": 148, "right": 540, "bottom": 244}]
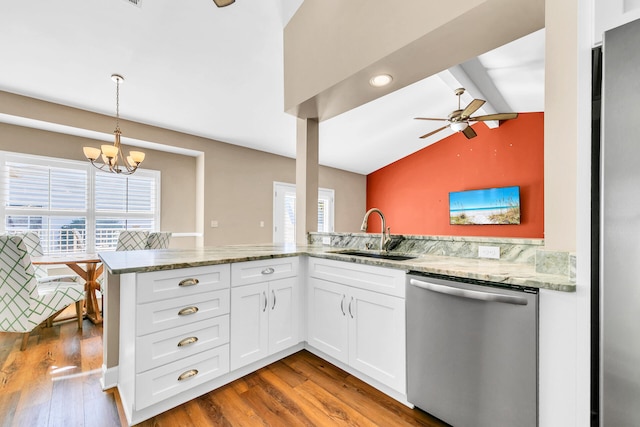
[
  {"left": 470, "top": 112, "right": 519, "bottom": 121},
  {"left": 460, "top": 99, "right": 485, "bottom": 118},
  {"left": 419, "top": 125, "right": 449, "bottom": 139},
  {"left": 462, "top": 126, "right": 477, "bottom": 139},
  {"left": 414, "top": 117, "right": 447, "bottom": 121}
]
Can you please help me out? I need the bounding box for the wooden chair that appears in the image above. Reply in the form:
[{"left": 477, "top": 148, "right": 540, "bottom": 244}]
[{"left": 0, "top": 235, "right": 84, "bottom": 350}]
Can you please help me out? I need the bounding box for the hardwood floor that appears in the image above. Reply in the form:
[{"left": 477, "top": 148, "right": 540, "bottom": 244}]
[
  {"left": 0, "top": 312, "right": 448, "bottom": 427},
  {"left": 0, "top": 311, "right": 120, "bottom": 427}
]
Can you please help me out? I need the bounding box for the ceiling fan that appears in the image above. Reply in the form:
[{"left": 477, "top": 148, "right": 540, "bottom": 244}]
[
  {"left": 213, "top": 0, "right": 235, "bottom": 7},
  {"left": 414, "top": 88, "right": 518, "bottom": 140}
]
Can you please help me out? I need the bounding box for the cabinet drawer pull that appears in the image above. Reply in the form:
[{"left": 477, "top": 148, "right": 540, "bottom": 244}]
[
  {"left": 179, "top": 278, "right": 199, "bottom": 287},
  {"left": 177, "top": 369, "right": 198, "bottom": 381},
  {"left": 261, "top": 267, "right": 275, "bottom": 275},
  {"left": 263, "top": 291, "right": 268, "bottom": 312},
  {"left": 272, "top": 289, "right": 276, "bottom": 310},
  {"left": 178, "top": 306, "right": 199, "bottom": 316},
  {"left": 348, "top": 297, "right": 354, "bottom": 318},
  {"left": 177, "top": 336, "right": 199, "bottom": 347},
  {"left": 340, "top": 295, "right": 346, "bottom": 316}
]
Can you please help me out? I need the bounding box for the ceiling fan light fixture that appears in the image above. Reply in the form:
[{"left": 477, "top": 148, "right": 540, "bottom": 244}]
[
  {"left": 369, "top": 74, "right": 393, "bottom": 88},
  {"left": 213, "top": 0, "right": 235, "bottom": 7},
  {"left": 450, "top": 121, "right": 469, "bottom": 132}
]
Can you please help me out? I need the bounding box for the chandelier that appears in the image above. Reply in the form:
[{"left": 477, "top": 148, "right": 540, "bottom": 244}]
[{"left": 83, "top": 74, "right": 145, "bottom": 175}]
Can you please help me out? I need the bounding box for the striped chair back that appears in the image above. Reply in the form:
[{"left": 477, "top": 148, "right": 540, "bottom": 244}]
[
  {"left": 116, "top": 231, "right": 149, "bottom": 251},
  {"left": 146, "top": 232, "right": 172, "bottom": 249},
  {"left": 16, "top": 232, "right": 47, "bottom": 279}
]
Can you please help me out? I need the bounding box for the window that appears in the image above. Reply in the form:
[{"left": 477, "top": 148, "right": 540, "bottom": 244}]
[
  {"left": 0, "top": 152, "right": 160, "bottom": 254},
  {"left": 273, "top": 182, "right": 334, "bottom": 244}
]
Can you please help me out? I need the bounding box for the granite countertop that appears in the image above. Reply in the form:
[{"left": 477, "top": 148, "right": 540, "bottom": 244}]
[{"left": 99, "top": 244, "right": 576, "bottom": 292}]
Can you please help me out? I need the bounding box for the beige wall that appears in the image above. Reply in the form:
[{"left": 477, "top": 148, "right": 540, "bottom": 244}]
[
  {"left": 320, "top": 165, "right": 366, "bottom": 232},
  {"left": 0, "top": 92, "right": 366, "bottom": 247},
  {"left": 0, "top": 122, "right": 198, "bottom": 249}
]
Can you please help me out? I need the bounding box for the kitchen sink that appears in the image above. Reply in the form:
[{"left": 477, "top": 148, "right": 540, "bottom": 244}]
[{"left": 331, "top": 250, "right": 417, "bottom": 261}]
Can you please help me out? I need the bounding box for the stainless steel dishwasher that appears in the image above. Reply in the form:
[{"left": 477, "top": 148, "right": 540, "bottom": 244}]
[{"left": 406, "top": 273, "right": 538, "bottom": 427}]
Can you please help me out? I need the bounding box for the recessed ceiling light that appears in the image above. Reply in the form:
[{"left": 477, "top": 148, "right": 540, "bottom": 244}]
[{"left": 369, "top": 74, "right": 393, "bottom": 87}]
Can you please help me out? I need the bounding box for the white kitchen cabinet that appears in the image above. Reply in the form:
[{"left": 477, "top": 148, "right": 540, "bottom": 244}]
[
  {"left": 307, "top": 258, "right": 406, "bottom": 393},
  {"left": 268, "top": 276, "right": 299, "bottom": 353},
  {"left": 118, "top": 264, "right": 231, "bottom": 424},
  {"left": 306, "top": 277, "right": 349, "bottom": 362},
  {"left": 230, "top": 258, "right": 300, "bottom": 370},
  {"left": 348, "top": 286, "right": 405, "bottom": 392},
  {"left": 230, "top": 282, "right": 268, "bottom": 367}
]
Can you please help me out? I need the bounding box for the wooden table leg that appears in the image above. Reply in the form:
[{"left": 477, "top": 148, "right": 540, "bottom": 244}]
[
  {"left": 67, "top": 262, "right": 104, "bottom": 325},
  {"left": 85, "top": 263, "right": 103, "bottom": 324}
]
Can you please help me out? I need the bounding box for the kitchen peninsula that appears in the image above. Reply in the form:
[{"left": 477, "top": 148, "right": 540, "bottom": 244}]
[{"left": 99, "top": 236, "right": 574, "bottom": 425}]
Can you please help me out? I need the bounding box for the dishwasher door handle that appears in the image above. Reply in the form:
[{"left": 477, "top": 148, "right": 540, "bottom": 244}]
[{"left": 409, "top": 278, "right": 528, "bottom": 306}]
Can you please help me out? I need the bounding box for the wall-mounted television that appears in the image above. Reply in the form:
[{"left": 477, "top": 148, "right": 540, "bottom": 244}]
[{"left": 449, "top": 185, "right": 521, "bottom": 225}]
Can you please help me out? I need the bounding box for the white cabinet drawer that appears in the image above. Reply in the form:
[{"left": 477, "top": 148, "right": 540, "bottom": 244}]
[
  {"left": 136, "top": 315, "right": 230, "bottom": 372},
  {"left": 136, "top": 264, "right": 230, "bottom": 304},
  {"left": 231, "top": 257, "right": 299, "bottom": 287},
  {"left": 135, "top": 344, "right": 229, "bottom": 410},
  {"left": 308, "top": 257, "right": 405, "bottom": 297},
  {"left": 136, "top": 289, "right": 230, "bottom": 336}
]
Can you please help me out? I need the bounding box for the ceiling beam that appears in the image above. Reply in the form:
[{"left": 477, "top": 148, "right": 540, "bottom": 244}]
[{"left": 284, "top": 0, "right": 544, "bottom": 121}]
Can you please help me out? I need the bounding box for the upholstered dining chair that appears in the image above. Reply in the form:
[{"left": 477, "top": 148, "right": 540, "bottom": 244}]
[
  {"left": 17, "top": 232, "right": 79, "bottom": 284},
  {"left": 146, "top": 232, "right": 172, "bottom": 249},
  {"left": 0, "top": 235, "right": 85, "bottom": 350},
  {"left": 115, "top": 230, "right": 149, "bottom": 251}
]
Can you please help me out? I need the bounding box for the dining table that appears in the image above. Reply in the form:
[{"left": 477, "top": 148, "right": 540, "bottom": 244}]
[{"left": 31, "top": 253, "right": 104, "bottom": 324}]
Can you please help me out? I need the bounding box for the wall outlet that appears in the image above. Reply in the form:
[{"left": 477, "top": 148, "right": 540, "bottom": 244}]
[
  {"left": 210, "top": 220, "right": 219, "bottom": 228},
  {"left": 478, "top": 245, "right": 500, "bottom": 259}
]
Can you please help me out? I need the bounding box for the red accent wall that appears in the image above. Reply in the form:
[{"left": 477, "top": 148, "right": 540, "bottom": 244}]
[{"left": 366, "top": 112, "right": 544, "bottom": 238}]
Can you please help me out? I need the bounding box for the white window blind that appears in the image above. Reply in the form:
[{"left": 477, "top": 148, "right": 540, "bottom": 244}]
[
  {"left": 0, "top": 152, "right": 160, "bottom": 254},
  {"left": 283, "top": 188, "right": 296, "bottom": 244},
  {"left": 7, "top": 162, "right": 88, "bottom": 211},
  {"left": 94, "top": 171, "right": 157, "bottom": 251}
]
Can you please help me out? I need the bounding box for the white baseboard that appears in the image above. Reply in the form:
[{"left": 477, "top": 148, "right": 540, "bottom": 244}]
[{"left": 100, "top": 364, "right": 119, "bottom": 390}]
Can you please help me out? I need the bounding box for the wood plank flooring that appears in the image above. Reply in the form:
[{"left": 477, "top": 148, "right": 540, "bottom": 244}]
[{"left": 0, "top": 311, "right": 448, "bottom": 427}]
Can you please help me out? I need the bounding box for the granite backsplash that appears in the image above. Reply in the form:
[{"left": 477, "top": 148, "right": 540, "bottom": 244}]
[{"left": 308, "top": 232, "right": 576, "bottom": 283}]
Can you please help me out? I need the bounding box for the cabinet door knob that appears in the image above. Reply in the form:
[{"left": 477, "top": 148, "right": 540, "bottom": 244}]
[
  {"left": 177, "top": 336, "right": 199, "bottom": 347},
  {"left": 179, "top": 278, "right": 199, "bottom": 287},
  {"left": 177, "top": 369, "right": 198, "bottom": 381},
  {"left": 261, "top": 267, "right": 275, "bottom": 275},
  {"left": 178, "top": 306, "right": 199, "bottom": 316}
]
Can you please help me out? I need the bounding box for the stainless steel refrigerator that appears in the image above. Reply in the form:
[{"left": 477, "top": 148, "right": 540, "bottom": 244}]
[{"left": 600, "top": 16, "right": 640, "bottom": 427}]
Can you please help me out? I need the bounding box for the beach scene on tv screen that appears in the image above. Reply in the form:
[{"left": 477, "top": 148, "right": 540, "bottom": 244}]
[{"left": 449, "top": 186, "right": 521, "bottom": 225}]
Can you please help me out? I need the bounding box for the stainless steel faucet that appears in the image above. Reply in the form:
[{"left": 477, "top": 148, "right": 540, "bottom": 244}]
[{"left": 360, "top": 208, "right": 391, "bottom": 251}]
